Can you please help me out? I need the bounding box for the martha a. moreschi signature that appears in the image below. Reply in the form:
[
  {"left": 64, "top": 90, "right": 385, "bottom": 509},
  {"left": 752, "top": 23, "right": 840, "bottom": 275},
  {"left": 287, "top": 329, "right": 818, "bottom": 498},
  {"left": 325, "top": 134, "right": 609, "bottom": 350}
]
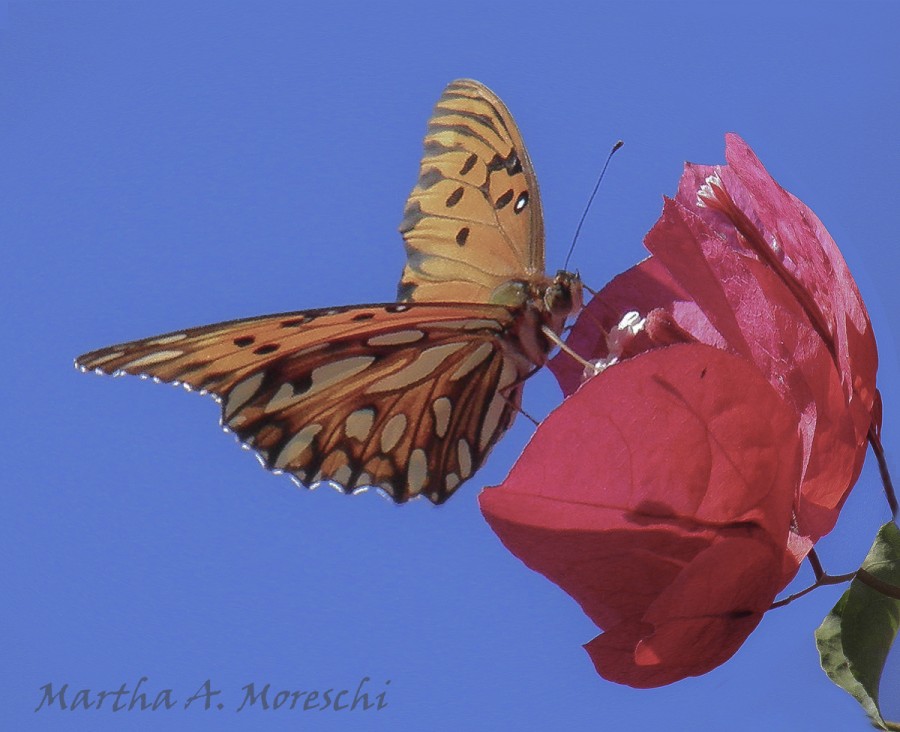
[{"left": 35, "top": 676, "right": 390, "bottom": 712}]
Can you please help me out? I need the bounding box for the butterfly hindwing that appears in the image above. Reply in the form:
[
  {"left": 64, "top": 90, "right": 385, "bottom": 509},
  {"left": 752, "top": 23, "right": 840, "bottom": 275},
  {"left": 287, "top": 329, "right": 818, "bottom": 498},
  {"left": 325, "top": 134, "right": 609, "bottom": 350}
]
[
  {"left": 229, "top": 325, "right": 524, "bottom": 503},
  {"left": 398, "top": 79, "right": 545, "bottom": 303},
  {"left": 76, "top": 302, "right": 526, "bottom": 503}
]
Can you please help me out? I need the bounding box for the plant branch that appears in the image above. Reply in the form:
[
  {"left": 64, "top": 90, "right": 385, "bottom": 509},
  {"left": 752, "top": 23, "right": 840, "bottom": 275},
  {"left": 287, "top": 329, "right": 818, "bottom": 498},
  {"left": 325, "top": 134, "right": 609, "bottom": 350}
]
[
  {"left": 806, "top": 547, "right": 825, "bottom": 582},
  {"left": 770, "top": 570, "right": 857, "bottom": 610}
]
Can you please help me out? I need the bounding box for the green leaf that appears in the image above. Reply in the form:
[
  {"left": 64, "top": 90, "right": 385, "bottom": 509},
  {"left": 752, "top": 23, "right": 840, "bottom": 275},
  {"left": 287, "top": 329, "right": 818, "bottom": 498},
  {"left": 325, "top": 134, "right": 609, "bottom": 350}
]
[{"left": 816, "top": 522, "right": 900, "bottom": 730}]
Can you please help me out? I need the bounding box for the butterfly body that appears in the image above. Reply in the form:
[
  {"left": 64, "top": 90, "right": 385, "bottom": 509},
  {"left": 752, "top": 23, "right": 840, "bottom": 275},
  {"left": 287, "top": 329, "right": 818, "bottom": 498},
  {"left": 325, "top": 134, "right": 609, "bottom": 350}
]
[{"left": 77, "top": 79, "right": 581, "bottom": 503}]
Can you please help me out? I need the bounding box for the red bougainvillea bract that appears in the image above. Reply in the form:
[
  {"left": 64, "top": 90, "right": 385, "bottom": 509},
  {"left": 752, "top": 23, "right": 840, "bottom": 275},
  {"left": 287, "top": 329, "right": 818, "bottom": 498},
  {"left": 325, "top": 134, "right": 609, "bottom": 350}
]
[{"left": 479, "top": 134, "right": 879, "bottom": 687}]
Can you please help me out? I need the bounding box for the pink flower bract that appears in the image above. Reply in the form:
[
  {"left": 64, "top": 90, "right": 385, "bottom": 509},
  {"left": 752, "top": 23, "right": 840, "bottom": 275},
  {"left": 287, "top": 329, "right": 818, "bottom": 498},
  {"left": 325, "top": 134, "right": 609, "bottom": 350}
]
[{"left": 481, "top": 134, "right": 879, "bottom": 687}]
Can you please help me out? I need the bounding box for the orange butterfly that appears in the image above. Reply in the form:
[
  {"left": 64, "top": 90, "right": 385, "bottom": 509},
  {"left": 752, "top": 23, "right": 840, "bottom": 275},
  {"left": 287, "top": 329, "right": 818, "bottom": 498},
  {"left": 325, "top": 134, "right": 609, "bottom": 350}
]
[{"left": 76, "top": 79, "right": 583, "bottom": 504}]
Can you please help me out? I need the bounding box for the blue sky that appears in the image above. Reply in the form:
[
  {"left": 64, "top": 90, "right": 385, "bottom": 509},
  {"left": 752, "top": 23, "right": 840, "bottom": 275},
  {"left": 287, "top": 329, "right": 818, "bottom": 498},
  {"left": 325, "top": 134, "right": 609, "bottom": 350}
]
[{"left": 3, "top": 2, "right": 899, "bottom": 730}]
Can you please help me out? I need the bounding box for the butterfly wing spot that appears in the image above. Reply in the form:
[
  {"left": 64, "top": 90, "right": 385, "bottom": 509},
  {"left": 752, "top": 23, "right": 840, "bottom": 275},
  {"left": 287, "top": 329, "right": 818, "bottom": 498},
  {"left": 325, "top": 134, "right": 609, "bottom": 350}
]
[
  {"left": 449, "top": 341, "right": 494, "bottom": 380},
  {"left": 445, "top": 187, "right": 464, "bottom": 207},
  {"left": 494, "top": 189, "right": 514, "bottom": 210},
  {"left": 224, "top": 372, "right": 266, "bottom": 420},
  {"left": 408, "top": 448, "right": 429, "bottom": 495},
  {"left": 345, "top": 408, "right": 376, "bottom": 441},
  {"left": 445, "top": 473, "right": 460, "bottom": 492},
  {"left": 303, "top": 356, "right": 377, "bottom": 399},
  {"left": 486, "top": 153, "right": 505, "bottom": 173},
  {"left": 385, "top": 304, "right": 411, "bottom": 313},
  {"left": 416, "top": 318, "right": 504, "bottom": 332},
  {"left": 379, "top": 413, "right": 408, "bottom": 453},
  {"left": 464, "top": 319, "right": 505, "bottom": 331},
  {"left": 457, "top": 438, "right": 473, "bottom": 479},
  {"left": 455, "top": 227, "right": 470, "bottom": 246},
  {"left": 366, "top": 342, "right": 468, "bottom": 392},
  {"left": 485, "top": 149, "right": 522, "bottom": 176},
  {"left": 352, "top": 312, "right": 376, "bottom": 321},
  {"left": 366, "top": 329, "right": 425, "bottom": 347},
  {"left": 514, "top": 192, "right": 529, "bottom": 213},
  {"left": 147, "top": 333, "right": 188, "bottom": 346},
  {"left": 478, "top": 358, "right": 520, "bottom": 450},
  {"left": 479, "top": 394, "right": 508, "bottom": 452},
  {"left": 81, "top": 350, "right": 124, "bottom": 368},
  {"left": 273, "top": 424, "right": 323, "bottom": 470},
  {"left": 233, "top": 335, "right": 256, "bottom": 347},
  {"left": 431, "top": 397, "right": 452, "bottom": 438},
  {"left": 498, "top": 356, "right": 520, "bottom": 391},
  {"left": 122, "top": 350, "right": 184, "bottom": 370},
  {"left": 264, "top": 382, "right": 300, "bottom": 414},
  {"left": 459, "top": 153, "right": 478, "bottom": 175},
  {"left": 253, "top": 343, "right": 280, "bottom": 355}
]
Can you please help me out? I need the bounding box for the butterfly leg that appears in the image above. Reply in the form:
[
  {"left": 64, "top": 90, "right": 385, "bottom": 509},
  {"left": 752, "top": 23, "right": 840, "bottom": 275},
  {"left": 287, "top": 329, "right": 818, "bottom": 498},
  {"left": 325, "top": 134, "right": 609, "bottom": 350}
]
[
  {"left": 499, "top": 390, "right": 540, "bottom": 427},
  {"left": 498, "top": 366, "right": 542, "bottom": 426}
]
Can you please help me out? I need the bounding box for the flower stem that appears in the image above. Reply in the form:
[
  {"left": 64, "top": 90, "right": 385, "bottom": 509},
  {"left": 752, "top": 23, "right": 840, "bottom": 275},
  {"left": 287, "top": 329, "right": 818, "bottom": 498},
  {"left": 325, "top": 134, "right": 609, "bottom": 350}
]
[{"left": 869, "top": 424, "right": 898, "bottom": 518}]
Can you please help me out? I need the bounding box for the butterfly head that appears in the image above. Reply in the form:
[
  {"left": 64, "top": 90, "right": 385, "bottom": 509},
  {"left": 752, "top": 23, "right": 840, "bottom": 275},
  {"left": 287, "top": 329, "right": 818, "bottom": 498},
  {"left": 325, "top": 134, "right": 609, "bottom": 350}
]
[
  {"left": 488, "top": 271, "right": 582, "bottom": 339},
  {"left": 545, "top": 270, "right": 583, "bottom": 319}
]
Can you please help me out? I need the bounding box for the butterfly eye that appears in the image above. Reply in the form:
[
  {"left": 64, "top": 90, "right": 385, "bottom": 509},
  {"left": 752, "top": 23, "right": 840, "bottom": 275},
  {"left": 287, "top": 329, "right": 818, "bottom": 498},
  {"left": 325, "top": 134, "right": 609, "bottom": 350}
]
[
  {"left": 490, "top": 280, "right": 529, "bottom": 308},
  {"left": 544, "top": 280, "right": 578, "bottom": 316}
]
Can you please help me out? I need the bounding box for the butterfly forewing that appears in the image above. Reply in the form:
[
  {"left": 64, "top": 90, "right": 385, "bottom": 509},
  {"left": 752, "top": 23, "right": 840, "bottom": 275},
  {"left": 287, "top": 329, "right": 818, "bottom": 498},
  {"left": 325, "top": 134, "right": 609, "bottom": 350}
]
[
  {"left": 76, "top": 303, "right": 527, "bottom": 503},
  {"left": 399, "top": 79, "right": 545, "bottom": 303}
]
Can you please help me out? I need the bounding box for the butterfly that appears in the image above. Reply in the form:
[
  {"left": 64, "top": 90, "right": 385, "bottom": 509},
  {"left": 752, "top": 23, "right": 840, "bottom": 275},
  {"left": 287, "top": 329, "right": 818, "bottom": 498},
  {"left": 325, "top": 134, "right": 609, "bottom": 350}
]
[{"left": 76, "top": 79, "right": 583, "bottom": 504}]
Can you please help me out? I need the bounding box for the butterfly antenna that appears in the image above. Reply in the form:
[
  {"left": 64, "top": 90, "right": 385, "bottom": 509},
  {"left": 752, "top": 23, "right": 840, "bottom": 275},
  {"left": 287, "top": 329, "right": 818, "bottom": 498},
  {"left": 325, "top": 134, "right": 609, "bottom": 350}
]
[{"left": 563, "top": 140, "right": 624, "bottom": 271}]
